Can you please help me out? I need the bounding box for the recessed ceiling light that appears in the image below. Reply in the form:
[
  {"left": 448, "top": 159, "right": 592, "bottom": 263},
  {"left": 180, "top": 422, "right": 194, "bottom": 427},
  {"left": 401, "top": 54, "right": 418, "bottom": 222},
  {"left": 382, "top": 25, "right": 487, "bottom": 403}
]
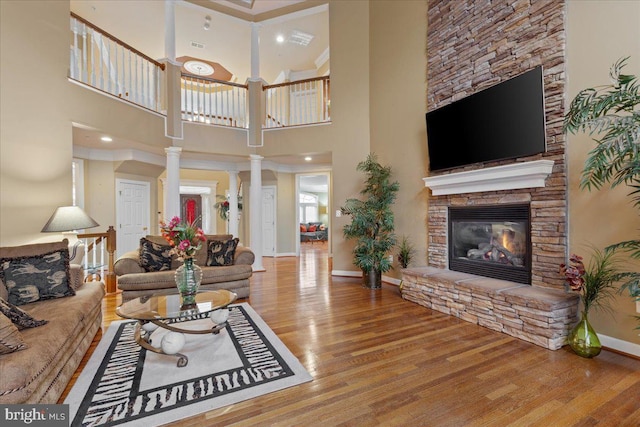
[
  {"left": 305, "top": 156, "right": 312, "bottom": 161},
  {"left": 100, "top": 136, "right": 112, "bottom": 142},
  {"left": 276, "top": 34, "right": 285, "bottom": 44}
]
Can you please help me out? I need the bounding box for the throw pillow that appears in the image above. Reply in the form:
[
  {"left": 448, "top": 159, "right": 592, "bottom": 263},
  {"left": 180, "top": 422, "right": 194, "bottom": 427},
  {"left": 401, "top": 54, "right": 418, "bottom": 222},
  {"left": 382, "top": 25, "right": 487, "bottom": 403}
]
[
  {"left": 300, "top": 224, "right": 307, "bottom": 232},
  {"left": 206, "top": 238, "right": 239, "bottom": 266},
  {"left": 0, "top": 249, "right": 74, "bottom": 306},
  {"left": 139, "top": 237, "right": 172, "bottom": 272},
  {"left": 0, "top": 312, "right": 28, "bottom": 355},
  {"left": 0, "top": 298, "right": 48, "bottom": 330},
  {"left": 308, "top": 225, "right": 317, "bottom": 232}
]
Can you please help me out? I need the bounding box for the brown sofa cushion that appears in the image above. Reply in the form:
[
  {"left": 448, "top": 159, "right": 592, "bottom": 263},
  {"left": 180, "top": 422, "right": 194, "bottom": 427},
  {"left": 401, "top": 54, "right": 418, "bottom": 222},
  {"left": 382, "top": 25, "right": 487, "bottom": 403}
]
[
  {"left": 0, "top": 312, "right": 27, "bottom": 355},
  {"left": 0, "top": 240, "right": 74, "bottom": 305},
  {"left": 117, "top": 264, "right": 253, "bottom": 291}
]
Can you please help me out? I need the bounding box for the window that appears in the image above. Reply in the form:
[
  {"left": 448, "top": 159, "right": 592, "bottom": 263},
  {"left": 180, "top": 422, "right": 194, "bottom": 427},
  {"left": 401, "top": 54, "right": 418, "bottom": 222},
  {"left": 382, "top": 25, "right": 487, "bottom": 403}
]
[{"left": 299, "top": 192, "right": 318, "bottom": 223}]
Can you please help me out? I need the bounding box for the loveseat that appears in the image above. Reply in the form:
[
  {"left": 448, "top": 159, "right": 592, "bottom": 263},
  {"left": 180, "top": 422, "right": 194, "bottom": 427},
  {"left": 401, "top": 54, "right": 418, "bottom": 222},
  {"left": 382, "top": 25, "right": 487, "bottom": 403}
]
[
  {"left": 114, "top": 234, "right": 254, "bottom": 300},
  {"left": 0, "top": 240, "right": 104, "bottom": 404}
]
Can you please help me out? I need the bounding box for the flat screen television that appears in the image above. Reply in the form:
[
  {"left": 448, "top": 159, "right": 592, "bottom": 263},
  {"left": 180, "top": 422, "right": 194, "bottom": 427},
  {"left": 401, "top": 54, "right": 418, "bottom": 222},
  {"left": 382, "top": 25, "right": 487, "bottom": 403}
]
[{"left": 426, "top": 66, "right": 546, "bottom": 172}]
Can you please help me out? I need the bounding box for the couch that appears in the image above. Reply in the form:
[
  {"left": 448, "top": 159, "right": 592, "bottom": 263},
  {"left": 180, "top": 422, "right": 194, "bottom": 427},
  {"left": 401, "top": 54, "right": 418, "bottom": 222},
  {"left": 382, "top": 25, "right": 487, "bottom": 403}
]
[
  {"left": 0, "top": 240, "right": 104, "bottom": 404},
  {"left": 114, "top": 235, "right": 254, "bottom": 300},
  {"left": 300, "top": 222, "right": 328, "bottom": 243}
]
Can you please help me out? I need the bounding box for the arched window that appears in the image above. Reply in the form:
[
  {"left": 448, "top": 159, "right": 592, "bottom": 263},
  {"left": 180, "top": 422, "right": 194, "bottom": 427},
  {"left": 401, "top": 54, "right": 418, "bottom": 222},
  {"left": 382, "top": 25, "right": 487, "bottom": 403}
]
[{"left": 299, "top": 192, "right": 318, "bottom": 223}]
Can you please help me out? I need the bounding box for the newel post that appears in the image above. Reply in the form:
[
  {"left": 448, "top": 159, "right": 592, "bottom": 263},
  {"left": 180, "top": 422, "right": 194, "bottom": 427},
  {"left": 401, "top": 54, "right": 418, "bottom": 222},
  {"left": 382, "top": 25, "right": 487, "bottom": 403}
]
[{"left": 106, "top": 226, "right": 117, "bottom": 293}]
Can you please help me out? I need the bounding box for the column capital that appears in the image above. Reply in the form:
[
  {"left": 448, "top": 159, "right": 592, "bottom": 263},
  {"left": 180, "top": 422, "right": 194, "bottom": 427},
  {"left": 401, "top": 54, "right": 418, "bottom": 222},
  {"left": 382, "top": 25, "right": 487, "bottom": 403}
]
[
  {"left": 165, "top": 146, "right": 182, "bottom": 155},
  {"left": 249, "top": 154, "right": 264, "bottom": 161}
]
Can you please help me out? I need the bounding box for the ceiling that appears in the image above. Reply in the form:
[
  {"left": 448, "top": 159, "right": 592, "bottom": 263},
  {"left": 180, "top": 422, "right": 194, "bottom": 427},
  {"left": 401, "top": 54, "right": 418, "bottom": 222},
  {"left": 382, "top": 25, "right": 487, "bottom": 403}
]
[{"left": 70, "top": 0, "right": 330, "bottom": 170}]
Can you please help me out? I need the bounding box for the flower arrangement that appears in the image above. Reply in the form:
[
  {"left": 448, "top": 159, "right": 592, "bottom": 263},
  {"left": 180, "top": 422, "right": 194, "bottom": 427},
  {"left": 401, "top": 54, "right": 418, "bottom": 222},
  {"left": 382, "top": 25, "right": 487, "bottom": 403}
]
[
  {"left": 560, "top": 248, "right": 623, "bottom": 315},
  {"left": 214, "top": 195, "right": 243, "bottom": 221},
  {"left": 159, "top": 216, "right": 206, "bottom": 261}
]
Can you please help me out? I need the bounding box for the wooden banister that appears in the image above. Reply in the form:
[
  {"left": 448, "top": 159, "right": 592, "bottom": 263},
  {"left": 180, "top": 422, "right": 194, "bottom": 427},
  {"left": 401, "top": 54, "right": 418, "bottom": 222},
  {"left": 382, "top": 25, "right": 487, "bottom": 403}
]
[{"left": 78, "top": 226, "right": 117, "bottom": 294}]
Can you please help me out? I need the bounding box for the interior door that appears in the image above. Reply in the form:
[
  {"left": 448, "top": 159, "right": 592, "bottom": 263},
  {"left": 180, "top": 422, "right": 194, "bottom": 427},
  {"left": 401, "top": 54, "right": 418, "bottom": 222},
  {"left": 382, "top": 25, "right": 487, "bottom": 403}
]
[
  {"left": 116, "top": 179, "right": 150, "bottom": 257},
  {"left": 262, "top": 186, "right": 276, "bottom": 256}
]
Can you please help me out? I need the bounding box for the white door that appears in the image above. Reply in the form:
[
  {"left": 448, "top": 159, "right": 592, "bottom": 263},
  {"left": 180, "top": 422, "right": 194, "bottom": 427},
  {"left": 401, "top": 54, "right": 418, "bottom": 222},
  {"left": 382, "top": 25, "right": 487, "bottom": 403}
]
[
  {"left": 116, "top": 179, "right": 150, "bottom": 257},
  {"left": 262, "top": 186, "right": 276, "bottom": 256}
]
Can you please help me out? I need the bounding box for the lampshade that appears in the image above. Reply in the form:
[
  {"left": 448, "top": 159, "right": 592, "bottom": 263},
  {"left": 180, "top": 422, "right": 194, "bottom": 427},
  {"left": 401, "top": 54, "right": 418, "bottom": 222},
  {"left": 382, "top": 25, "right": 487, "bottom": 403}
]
[{"left": 41, "top": 206, "right": 99, "bottom": 233}]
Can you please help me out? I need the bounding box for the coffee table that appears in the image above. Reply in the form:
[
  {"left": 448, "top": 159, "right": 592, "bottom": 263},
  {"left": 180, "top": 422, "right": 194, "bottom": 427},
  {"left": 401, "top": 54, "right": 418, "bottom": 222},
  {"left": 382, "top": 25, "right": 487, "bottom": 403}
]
[{"left": 116, "top": 290, "right": 237, "bottom": 367}]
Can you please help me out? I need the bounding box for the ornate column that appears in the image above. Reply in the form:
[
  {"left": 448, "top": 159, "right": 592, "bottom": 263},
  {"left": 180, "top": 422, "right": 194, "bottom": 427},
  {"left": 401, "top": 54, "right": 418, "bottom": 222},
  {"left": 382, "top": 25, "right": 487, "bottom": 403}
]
[
  {"left": 164, "top": 147, "right": 181, "bottom": 220},
  {"left": 228, "top": 171, "right": 239, "bottom": 238},
  {"left": 249, "top": 154, "right": 264, "bottom": 271}
]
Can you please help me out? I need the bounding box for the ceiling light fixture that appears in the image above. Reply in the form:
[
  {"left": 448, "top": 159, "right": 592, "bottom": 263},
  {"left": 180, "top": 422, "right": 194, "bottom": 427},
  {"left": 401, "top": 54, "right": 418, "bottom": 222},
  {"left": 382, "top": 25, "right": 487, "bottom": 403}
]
[
  {"left": 276, "top": 34, "right": 285, "bottom": 43},
  {"left": 100, "top": 136, "right": 112, "bottom": 142},
  {"left": 305, "top": 156, "right": 312, "bottom": 162}
]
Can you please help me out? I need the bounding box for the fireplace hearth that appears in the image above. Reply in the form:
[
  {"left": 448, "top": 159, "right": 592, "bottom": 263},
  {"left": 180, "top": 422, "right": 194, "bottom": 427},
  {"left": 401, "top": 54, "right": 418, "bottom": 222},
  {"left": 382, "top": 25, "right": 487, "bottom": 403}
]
[{"left": 448, "top": 204, "right": 531, "bottom": 284}]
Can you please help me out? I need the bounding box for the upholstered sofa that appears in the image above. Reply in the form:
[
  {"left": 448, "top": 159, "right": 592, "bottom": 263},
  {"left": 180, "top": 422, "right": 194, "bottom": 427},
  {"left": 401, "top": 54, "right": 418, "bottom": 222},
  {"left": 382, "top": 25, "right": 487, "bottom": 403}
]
[
  {"left": 114, "top": 235, "right": 254, "bottom": 300},
  {"left": 0, "top": 240, "right": 105, "bottom": 404},
  {"left": 300, "top": 222, "right": 328, "bottom": 242}
]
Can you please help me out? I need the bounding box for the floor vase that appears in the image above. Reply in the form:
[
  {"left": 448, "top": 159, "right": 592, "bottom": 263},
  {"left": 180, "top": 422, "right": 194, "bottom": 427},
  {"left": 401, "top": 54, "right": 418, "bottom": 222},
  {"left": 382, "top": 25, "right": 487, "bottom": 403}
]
[
  {"left": 175, "top": 258, "right": 202, "bottom": 307},
  {"left": 568, "top": 311, "right": 601, "bottom": 358}
]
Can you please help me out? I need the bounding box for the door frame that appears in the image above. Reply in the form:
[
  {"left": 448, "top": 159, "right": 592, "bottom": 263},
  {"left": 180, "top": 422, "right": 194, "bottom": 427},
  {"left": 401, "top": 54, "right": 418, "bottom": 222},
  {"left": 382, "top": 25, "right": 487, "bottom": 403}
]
[
  {"left": 295, "top": 172, "right": 331, "bottom": 255},
  {"left": 115, "top": 178, "right": 151, "bottom": 257},
  {"left": 262, "top": 185, "right": 277, "bottom": 257}
]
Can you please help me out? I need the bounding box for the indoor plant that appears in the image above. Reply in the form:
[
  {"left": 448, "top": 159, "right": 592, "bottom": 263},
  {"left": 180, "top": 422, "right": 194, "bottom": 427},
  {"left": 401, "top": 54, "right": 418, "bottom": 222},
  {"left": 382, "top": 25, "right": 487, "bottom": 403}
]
[
  {"left": 341, "top": 153, "right": 399, "bottom": 289},
  {"left": 563, "top": 57, "right": 640, "bottom": 326},
  {"left": 214, "top": 194, "right": 243, "bottom": 221},
  {"left": 560, "top": 248, "right": 624, "bottom": 357},
  {"left": 160, "top": 216, "right": 206, "bottom": 306}
]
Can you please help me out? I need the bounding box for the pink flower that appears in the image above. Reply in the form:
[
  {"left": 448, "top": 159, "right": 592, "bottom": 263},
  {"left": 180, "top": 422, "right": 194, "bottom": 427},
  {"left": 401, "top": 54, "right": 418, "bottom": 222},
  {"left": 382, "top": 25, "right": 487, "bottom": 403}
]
[{"left": 178, "top": 239, "right": 190, "bottom": 251}]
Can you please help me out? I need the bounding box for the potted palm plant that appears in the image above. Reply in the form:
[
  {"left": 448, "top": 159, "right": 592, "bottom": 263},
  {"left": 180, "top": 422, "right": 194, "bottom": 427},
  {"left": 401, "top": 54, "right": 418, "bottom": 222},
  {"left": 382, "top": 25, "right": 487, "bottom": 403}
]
[
  {"left": 563, "top": 57, "right": 640, "bottom": 326},
  {"left": 341, "top": 153, "right": 399, "bottom": 289}
]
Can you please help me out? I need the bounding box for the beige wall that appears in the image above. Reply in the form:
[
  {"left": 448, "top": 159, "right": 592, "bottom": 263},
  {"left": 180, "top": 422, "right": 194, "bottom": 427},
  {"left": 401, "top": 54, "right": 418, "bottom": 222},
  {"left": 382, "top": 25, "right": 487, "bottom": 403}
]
[
  {"left": 276, "top": 172, "right": 296, "bottom": 254},
  {"left": 370, "top": 0, "right": 429, "bottom": 276},
  {"left": 0, "top": 1, "right": 73, "bottom": 246},
  {"left": 566, "top": 0, "right": 640, "bottom": 343}
]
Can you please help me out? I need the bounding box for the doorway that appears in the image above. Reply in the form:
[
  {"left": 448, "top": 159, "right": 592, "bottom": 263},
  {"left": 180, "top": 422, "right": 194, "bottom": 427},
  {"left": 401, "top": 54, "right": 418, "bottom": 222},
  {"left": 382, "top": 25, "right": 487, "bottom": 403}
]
[
  {"left": 115, "top": 179, "right": 150, "bottom": 257},
  {"left": 297, "top": 173, "right": 330, "bottom": 254}
]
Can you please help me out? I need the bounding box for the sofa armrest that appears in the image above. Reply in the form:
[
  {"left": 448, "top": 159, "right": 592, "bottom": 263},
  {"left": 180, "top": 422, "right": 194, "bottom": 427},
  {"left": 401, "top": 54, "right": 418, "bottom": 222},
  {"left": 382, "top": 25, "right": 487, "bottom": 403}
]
[
  {"left": 114, "top": 250, "right": 145, "bottom": 276},
  {"left": 234, "top": 246, "right": 255, "bottom": 266},
  {"left": 69, "top": 264, "right": 84, "bottom": 289}
]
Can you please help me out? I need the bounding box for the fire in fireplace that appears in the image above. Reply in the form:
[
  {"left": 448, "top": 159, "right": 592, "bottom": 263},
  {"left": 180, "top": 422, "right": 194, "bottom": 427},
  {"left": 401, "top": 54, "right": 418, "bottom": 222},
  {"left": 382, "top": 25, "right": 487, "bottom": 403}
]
[{"left": 448, "top": 204, "right": 531, "bottom": 284}]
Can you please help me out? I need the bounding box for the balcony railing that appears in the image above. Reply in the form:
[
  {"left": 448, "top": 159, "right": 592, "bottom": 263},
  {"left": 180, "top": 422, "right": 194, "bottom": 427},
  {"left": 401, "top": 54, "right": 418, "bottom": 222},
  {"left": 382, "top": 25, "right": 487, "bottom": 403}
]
[
  {"left": 263, "top": 76, "right": 331, "bottom": 128},
  {"left": 77, "top": 226, "right": 117, "bottom": 293},
  {"left": 181, "top": 73, "right": 248, "bottom": 128},
  {"left": 70, "top": 12, "right": 165, "bottom": 113}
]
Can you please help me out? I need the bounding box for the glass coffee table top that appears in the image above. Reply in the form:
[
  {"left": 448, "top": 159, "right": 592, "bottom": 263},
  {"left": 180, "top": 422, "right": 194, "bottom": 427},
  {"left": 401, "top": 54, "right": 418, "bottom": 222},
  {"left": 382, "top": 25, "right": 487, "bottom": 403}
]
[{"left": 116, "top": 289, "right": 237, "bottom": 322}]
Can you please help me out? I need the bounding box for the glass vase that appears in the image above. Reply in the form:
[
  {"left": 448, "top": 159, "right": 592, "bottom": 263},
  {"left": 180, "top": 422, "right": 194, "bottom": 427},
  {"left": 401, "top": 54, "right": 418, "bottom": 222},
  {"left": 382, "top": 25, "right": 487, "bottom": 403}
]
[
  {"left": 175, "top": 258, "right": 202, "bottom": 308},
  {"left": 568, "top": 311, "right": 602, "bottom": 358}
]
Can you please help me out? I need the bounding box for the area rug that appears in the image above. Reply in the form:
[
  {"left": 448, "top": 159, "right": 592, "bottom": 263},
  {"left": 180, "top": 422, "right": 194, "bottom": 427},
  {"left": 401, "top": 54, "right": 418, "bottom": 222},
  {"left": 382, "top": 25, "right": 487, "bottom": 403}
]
[{"left": 65, "top": 303, "right": 312, "bottom": 427}]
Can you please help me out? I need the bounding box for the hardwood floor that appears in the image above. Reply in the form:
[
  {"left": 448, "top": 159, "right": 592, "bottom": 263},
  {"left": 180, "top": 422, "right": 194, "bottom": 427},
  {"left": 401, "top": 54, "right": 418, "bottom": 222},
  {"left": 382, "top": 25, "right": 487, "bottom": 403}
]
[{"left": 61, "top": 242, "right": 640, "bottom": 426}]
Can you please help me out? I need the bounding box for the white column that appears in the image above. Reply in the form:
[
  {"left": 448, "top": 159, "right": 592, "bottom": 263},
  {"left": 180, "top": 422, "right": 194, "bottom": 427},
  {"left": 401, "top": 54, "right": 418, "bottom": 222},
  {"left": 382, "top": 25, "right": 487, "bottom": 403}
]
[
  {"left": 249, "top": 154, "right": 264, "bottom": 271},
  {"left": 228, "top": 171, "right": 239, "bottom": 238},
  {"left": 250, "top": 23, "right": 261, "bottom": 80},
  {"left": 201, "top": 193, "right": 212, "bottom": 234},
  {"left": 164, "top": 0, "right": 176, "bottom": 61},
  {"left": 165, "top": 147, "right": 181, "bottom": 220}
]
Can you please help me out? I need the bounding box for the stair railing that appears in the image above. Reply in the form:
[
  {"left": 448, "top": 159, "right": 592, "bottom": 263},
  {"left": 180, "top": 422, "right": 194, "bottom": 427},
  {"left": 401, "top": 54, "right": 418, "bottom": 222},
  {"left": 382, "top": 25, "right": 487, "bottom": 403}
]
[
  {"left": 77, "top": 226, "right": 117, "bottom": 293},
  {"left": 263, "top": 76, "right": 331, "bottom": 128},
  {"left": 181, "top": 73, "right": 249, "bottom": 128}
]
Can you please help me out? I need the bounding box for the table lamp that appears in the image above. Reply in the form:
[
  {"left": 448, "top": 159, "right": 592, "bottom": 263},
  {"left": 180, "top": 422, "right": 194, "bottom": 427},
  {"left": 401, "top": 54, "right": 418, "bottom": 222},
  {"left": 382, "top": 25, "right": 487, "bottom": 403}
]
[{"left": 42, "top": 206, "right": 99, "bottom": 264}]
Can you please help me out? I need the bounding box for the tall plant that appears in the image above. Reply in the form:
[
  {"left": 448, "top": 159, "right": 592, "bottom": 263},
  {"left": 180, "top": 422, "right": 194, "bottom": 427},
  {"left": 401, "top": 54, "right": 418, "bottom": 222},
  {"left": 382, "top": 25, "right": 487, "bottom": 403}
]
[
  {"left": 563, "top": 57, "right": 640, "bottom": 323},
  {"left": 341, "top": 153, "right": 399, "bottom": 289}
]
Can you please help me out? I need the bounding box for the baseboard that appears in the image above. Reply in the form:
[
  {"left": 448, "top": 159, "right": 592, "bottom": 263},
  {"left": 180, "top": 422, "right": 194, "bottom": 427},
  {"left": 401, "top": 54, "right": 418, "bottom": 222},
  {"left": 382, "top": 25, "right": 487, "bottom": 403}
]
[
  {"left": 598, "top": 333, "right": 640, "bottom": 358},
  {"left": 331, "top": 270, "right": 361, "bottom": 277},
  {"left": 276, "top": 252, "right": 297, "bottom": 257},
  {"left": 383, "top": 275, "right": 401, "bottom": 286}
]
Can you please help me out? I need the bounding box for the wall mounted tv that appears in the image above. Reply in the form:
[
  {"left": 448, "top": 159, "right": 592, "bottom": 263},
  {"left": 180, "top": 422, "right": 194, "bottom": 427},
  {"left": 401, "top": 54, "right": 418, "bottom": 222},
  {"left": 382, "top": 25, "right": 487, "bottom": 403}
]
[{"left": 426, "top": 66, "right": 546, "bottom": 172}]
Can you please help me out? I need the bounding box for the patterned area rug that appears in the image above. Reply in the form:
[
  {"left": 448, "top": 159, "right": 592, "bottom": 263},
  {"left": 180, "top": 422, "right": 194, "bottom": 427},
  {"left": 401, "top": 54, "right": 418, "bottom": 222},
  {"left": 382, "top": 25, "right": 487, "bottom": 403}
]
[{"left": 65, "top": 303, "right": 312, "bottom": 427}]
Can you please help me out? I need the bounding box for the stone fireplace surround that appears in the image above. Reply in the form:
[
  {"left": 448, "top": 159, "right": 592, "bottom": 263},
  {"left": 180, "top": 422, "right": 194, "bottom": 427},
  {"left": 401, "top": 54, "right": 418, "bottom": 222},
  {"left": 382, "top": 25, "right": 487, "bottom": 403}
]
[{"left": 401, "top": 161, "right": 579, "bottom": 350}]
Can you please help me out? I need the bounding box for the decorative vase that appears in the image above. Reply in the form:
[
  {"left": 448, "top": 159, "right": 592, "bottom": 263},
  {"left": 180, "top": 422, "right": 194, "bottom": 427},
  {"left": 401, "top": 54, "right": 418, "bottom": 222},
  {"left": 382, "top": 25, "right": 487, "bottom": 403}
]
[
  {"left": 568, "top": 311, "right": 602, "bottom": 358},
  {"left": 175, "top": 258, "right": 202, "bottom": 307}
]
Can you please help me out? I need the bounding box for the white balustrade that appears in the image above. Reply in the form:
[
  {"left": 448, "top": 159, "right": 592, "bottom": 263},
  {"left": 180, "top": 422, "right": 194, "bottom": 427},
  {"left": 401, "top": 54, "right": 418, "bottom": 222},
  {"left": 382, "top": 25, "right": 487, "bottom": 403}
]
[
  {"left": 181, "top": 74, "right": 248, "bottom": 128},
  {"left": 263, "top": 77, "right": 330, "bottom": 128},
  {"left": 70, "top": 13, "right": 164, "bottom": 113}
]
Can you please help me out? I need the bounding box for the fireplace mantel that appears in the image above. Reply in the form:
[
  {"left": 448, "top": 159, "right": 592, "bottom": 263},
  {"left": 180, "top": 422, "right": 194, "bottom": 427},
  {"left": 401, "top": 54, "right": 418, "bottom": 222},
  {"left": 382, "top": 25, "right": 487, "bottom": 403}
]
[{"left": 423, "top": 160, "right": 555, "bottom": 195}]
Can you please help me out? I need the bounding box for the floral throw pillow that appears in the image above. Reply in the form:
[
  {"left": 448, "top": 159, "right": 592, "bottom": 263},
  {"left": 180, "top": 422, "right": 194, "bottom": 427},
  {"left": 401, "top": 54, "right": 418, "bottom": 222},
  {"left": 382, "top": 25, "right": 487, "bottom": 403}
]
[
  {"left": 0, "top": 249, "right": 74, "bottom": 306},
  {"left": 0, "top": 298, "right": 48, "bottom": 330},
  {"left": 139, "top": 237, "right": 172, "bottom": 272},
  {"left": 0, "top": 312, "right": 28, "bottom": 355},
  {"left": 206, "top": 238, "right": 239, "bottom": 267}
]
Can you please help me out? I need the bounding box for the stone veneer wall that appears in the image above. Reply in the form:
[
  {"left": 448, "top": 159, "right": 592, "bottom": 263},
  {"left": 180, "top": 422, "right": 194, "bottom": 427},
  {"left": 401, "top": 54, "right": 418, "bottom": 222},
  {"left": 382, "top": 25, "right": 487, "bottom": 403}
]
[{"left": 426, "top": 0, "right": 567, "bottom": 290}]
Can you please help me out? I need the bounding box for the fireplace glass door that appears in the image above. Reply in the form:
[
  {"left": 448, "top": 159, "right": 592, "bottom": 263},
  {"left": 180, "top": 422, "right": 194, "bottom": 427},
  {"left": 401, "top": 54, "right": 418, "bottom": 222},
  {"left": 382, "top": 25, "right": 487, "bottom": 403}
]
[{"left": 448, "top": 204, "right": 531, "bottom": 284}]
